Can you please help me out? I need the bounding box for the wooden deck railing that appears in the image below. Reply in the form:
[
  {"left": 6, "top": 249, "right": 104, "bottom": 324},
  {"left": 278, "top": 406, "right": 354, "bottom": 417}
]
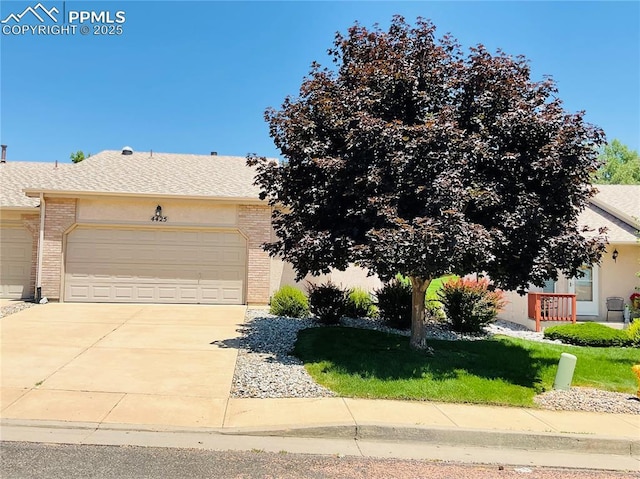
[{"left": 527, "top": 293, "right": 577, "bottom": 332}]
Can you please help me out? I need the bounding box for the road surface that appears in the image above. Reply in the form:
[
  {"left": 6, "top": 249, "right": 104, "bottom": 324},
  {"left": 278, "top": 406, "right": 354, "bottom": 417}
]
[{"left": 1, "top": 441, "right": 637, "bottom": 479}]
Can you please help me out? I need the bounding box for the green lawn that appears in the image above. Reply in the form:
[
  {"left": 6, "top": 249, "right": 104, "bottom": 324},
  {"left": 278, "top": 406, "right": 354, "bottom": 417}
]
[{"left": 293, "top": 327, "right": 640, "bottom": 407}]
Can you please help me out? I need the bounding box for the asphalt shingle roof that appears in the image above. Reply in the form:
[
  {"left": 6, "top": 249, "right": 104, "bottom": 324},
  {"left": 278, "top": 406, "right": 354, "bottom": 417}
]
[
  {"left": 592, "top": 184, "right": 639, "bottom": 221},
  {"left": 21, "top": 150, "right": 263, "bottom": 199},
  {"left": 2, "top": 152, "right": 638, "bottom": 245},
  {"left": 0, "top": 161, "right": 68, "bottom": 208},
  {"left": 578, "top": 204, "right": 638, "bottom": 243}
]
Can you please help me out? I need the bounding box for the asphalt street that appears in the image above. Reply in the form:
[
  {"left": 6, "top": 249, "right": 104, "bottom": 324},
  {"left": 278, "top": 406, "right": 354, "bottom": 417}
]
[{"left": 1, "top": 442, "right": 637, "bottom": 479}]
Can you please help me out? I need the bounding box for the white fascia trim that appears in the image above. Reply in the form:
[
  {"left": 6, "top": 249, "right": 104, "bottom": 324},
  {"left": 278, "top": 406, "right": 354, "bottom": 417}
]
[
  {"left": 22, "top": 189, "right": 265, "bottom": 205},
  {"left": 589, "top": 197, "right": 640, "bottom": 230}
]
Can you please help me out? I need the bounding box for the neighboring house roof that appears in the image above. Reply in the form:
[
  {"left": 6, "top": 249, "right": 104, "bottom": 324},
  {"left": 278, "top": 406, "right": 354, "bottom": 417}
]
[
  {"left": 22, "top": 150, "right": 263, "bottom": 201},
  {"left": 580, "top": 185, "right": 639, "bottom": 244},
  {"left": 590, "top": 185, "right": 639, "bottom": 228},
  {"left": 592, "top": 185, "right": 639, "bottom": 219},
  {"left": 0, "top": 162, "right": 67, "bottom": 209},
  {"left": 578, "top": 204, "right": 638, "bottom": 244}
]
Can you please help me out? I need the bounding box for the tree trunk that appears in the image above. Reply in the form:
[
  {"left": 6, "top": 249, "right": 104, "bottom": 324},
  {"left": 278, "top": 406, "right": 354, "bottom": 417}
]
[{"left": 409, "top": 276, "right": 431, "bottom": 350}]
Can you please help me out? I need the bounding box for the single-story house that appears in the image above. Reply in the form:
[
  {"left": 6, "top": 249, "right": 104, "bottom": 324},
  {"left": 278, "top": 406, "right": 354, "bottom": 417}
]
[
  {"left": 0, "top": 148, "right": 275, "bottom": 304},
  {"left": 498, "top": 184, "right": 639, "bottom": 327},
  {"left": 1, "top": 147, "right": 637, "bottom": 320},
  {"left": 0, "top": 147, "right": 376, "bottom": 304}
]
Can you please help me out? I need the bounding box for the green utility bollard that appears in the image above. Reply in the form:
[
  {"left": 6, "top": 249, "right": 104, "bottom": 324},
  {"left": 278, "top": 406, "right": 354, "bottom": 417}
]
[{"left": 553, "top": 353, "right": 577, "bottom": 390}]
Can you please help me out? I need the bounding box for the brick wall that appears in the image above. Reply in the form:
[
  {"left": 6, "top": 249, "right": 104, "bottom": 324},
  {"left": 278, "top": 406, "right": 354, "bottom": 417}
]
[
  {"left": 41, "top": 198, "right": 76, "bottom": 300},
  {"left": 21, "top": 213, "right": 40, "bottom": 299},
  {"left": 238, "top": 205, "right": 272, "bottom": 304}
]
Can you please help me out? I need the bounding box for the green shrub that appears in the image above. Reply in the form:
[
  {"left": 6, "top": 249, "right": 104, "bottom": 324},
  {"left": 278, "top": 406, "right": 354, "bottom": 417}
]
[
  {"left": 628, "top": 320, "right": 640, "bottom": 347},
  {"left": 439, "top": 278, "right": 506, "bottom": 333},
  {"left": 269, "top": 285, "right": 309, "bottom": 318},
  {"left": 543, "top": 322, "right": 632, "bottom": 347},
  {"left": 345, "top": 288, "right": 376, "bottom": 318},
  {"left": 375, "top": 278, "right": 412, "bottom": 329},
  {"left": 307, "top": 281, "right": 347, "bottom": 325}
]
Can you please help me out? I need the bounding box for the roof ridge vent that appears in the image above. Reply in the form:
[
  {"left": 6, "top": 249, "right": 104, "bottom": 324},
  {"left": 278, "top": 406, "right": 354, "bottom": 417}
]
[{"left": 121, "top": 146, "right": 133, "bottom": 155}]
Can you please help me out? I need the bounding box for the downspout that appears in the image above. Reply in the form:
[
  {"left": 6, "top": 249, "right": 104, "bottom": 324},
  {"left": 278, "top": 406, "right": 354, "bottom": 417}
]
[{"left": 35, "top": 193, "right": 45, "bottom": 302}]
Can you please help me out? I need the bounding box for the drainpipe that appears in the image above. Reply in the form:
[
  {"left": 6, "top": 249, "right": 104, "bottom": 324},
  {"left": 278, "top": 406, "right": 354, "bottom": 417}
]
[{"left": 36, "top": 193, "right": 45, "bottom": 302}]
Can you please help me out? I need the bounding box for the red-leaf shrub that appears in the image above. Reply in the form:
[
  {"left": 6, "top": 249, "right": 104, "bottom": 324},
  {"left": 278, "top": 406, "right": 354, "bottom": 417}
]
[{"left": 439, "top": 278, "right": 506, "bottom": 333}]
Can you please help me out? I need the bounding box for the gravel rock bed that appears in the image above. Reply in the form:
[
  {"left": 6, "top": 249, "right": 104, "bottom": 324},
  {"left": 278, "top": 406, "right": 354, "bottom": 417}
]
[
  {"left": 232, "top": 310, "right": 639, "bottom": 414},
  {"left": 231, "top": 311, "right": 334, "bottom": 398},
  {"left": 534, "top": 388, "right": 640, "bottom": 414},
  {"left": 0, "top": 301, "right": 36, "bottom": 319}
]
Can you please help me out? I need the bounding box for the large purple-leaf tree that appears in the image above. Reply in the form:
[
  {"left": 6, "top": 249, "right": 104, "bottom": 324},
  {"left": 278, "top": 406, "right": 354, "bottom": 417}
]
[{"left": 248, "top": 16, "right": 606, "bottom": 349}]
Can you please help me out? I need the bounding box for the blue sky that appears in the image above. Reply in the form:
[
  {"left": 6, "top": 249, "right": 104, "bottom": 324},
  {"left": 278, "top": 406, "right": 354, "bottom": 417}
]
[{"left": 1, "top": 1, "right": 638, "bottom": 163}]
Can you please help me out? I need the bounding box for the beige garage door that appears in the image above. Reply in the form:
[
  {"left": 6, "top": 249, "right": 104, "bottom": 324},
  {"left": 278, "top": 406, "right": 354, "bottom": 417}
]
[
  {"left": 0, "top": 226, "right": 33, "bottom": 299},
  {"left": 65, "top": 227, "right": 246, "bottom": 304}
]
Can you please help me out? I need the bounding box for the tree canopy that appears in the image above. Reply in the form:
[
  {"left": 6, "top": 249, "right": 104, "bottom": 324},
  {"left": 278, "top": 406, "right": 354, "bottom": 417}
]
[
  {"left": 593, "top": 139, "right": 640, "bottom": 184},
  {"left": 70, "top": 151, "right": 90, "bottom": 163},
  {"left": 248, "top": 16, "right": 607, "bottom": 348}
]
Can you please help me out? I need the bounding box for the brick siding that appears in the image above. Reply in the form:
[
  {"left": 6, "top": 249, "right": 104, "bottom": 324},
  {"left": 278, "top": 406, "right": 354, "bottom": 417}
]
[
  {"left": 41, "top": 198, "right": 76, "bottom": 300},
  {"left": 238, "top": 205, "right": 272, "bottom": 304}
]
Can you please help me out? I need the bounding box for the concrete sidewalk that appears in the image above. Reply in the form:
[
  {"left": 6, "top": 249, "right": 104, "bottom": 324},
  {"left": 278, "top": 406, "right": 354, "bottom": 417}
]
[
  {"left": 1, "top": 303, "right": 639, "bottom": 471},
  {"left": 2, "top": 397, "right": 639, "bottom": 472},
  {"left": 2, "top": 396, "right": 639, "bottom": 471}
]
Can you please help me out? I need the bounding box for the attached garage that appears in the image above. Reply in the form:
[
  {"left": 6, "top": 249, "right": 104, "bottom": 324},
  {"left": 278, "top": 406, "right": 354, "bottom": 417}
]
[
  {"left": 0, "top": 226, "right": 33, "bottom": 299},
  {"left": 64, "top": 227, "right": 246, "bottom": 304}
]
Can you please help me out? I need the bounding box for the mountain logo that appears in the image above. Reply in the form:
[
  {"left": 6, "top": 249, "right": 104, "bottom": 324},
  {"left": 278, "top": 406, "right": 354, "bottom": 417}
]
[{"left": 1, "top": 3, "right": 59, "bottom": 24}]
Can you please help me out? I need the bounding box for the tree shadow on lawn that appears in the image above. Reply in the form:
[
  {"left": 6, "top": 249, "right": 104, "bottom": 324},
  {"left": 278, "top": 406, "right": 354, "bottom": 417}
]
[{"left": 294, "top": 327, "right": 558, "bottom": 390}]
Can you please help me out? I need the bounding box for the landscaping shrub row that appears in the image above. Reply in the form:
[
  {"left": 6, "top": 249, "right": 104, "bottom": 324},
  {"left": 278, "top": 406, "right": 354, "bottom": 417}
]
[
  {"left": 269, "top": 282, "right": 376, "bottom": 323},
  {"left": 270, "top": 275, "right": 505, "bottom": 334},
  {"left": 544, "top": 321, "right": 640, "bottom": 348}
]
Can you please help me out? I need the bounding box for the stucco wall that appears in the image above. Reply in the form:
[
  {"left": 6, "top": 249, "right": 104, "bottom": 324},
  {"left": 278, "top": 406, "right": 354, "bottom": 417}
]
[
  {"left": 599, "top": 244, "right": 639, "bottom": 320},
  {"left": 498, "top": 243, "right": 639, "bottom": 328},
  {"left": 0, "top": 210, "right": 29, "bottom": 222},
  {"left": 77, "top": 198, "right": 237, "bottom": 226},
  {"left": 269, "top": 256, "right": 384, "bottom": 299},
  {"left": 305, "top": 266, "right": 383, "bottom": 292}
]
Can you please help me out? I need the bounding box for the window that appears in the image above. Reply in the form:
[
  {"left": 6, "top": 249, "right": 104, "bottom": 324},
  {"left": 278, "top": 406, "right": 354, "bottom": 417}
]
[{"left": 542, "top": 279, "right": 556, "bottom": 293}]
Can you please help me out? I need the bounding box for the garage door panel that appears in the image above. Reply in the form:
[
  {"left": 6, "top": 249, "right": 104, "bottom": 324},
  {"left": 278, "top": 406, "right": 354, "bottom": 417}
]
[
  {"left": 3, "top": 284, "right": 30, "bottom": 297},
  {"left": 200, "top": 270, "right": 243, "bottom": 281},
  {"left": 66, "top": 285, "right": 90, "bottom": 300},
  {"left": 2, "top": 262, "right": 31, "bottom": 278},
  {"left": 65, "top": 228, "right": 246, "bottom": 304},
  {"left": 1, "top": 226, "right": 33, "bottom": 299},
  {"left": 92, "top": 286, "right": 112, "bottom": 300},
  {"left": 135, "top": 287, "right": 155, "bottom": 300},
  {"left": 221, "top": 287, "right": 243, "bottom": 301},
  {"left": 68, "top": 268, "right": 201, "bottom": 284},
  {"left": 2, "top": 244, "right": 31, "bottom": 261},
  {"left": 67, "top": 244, "right": 113, "bottom": 262}
]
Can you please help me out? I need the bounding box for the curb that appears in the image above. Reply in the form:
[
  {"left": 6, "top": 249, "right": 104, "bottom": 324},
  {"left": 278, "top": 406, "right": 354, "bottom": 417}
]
[
  {"left": 2, "top": 419, "right": 638, "bottom": 458},
  {"left": 222, "top": 424, "right": 640, "bottom": 457}
]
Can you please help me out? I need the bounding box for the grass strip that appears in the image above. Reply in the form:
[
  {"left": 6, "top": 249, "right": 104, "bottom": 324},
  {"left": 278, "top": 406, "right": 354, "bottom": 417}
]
[{"left": 294, "top": 327, "right": 640, "bottom": 407}]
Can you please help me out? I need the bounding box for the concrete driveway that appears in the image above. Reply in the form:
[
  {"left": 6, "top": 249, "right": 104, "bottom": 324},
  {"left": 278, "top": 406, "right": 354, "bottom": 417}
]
[{"left": 1, "top": 303, "right": 246, "bottom": 428}]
